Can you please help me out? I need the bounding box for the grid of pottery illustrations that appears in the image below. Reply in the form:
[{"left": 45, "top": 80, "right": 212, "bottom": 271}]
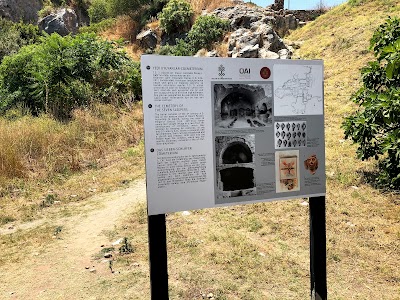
[{"left": 274, "top": 121, "right": 307, "bottom": 149}]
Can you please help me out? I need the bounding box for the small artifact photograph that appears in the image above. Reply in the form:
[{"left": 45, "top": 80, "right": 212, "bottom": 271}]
[
  {"left": 275, "top": 150, "right": 300, "bottom": 193},
  {"left": 274, "top": 121, "right": 307, "bottom": 149},
  {"left": 214, "top": 83, "right": 273, "bottom": 129},
  {"left": 304, "top": 154, "right": 319, "bottom": 175},
  {"left": 215, "top": 135, "right": 256, "bottom": 199}
]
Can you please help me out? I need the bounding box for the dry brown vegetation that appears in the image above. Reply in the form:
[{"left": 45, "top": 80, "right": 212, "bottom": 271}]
[
  {"left": 0, "top": 103, "right": 144, "bottom": 225},
  {"left": 100, "top": 15, "right": 139, "bottom": 42}
]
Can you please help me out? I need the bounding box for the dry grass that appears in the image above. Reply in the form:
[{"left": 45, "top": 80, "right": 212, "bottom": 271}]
[
  {"left": 100, "top": 15, "right": 139, "bottom": 42},
  {"left": 0, "top": 103, "right": 144, "bottom": 224}
]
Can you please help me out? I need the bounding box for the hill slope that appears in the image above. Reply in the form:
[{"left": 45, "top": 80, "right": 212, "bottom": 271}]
[{"left": 288, "top": 0, "right": 400, "bottom": 298}]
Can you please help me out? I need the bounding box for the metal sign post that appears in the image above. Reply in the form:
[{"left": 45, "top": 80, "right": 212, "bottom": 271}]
[
  {"left": 309, "top": 196, "right": 327, "bottom": 300},
  {"left": 148, "top": 214, "right": 169, "bottom": 300}
]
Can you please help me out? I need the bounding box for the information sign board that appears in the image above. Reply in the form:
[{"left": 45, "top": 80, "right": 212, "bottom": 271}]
[{"left": 141, "top": 56, "right": 325, "bottom": 215}]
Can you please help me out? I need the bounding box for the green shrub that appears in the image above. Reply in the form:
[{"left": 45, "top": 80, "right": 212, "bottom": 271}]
[
  {"left": 0, "top": 19, "right": 42, "bottom": 62},
  {"left": 0, "top": 33, "right": 142, "bottom": 119},
  {"left": 79, "top": 18, "right": 116, "bottom": 34},
  {"left": 88, "top": 0, "right": 110, "bottom": 23},
  {"left": 187, "top": 15, "right": 229, "bottom": 51},
  {"left": 157, "top": 15, "right": 229, "bottom": 56},
  {"left": 158, "top": 0, "right": 193, "bottom": 34},
  {"left": 342, "top": 17, "right": 400, "bottom": 190}
]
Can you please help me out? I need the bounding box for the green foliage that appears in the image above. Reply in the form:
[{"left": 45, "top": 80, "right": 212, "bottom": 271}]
[
  {"left": 157, "top": 15, "right": 229, "bottom": 56},
  {"left": 158, "top": 0, "right": 193, "bottom": 34},
  {"left": 187, "top": 15, "right": 229, "bottom": 51},
  {"left": 0, "top": 33, "right": 142, "bottom": 119},
  {"left": 0, "top": 19, "right": 42, "bottom": 62},
  {"left": 156, "top": 39, "right": 195, "bottom": 56},
  {"left": 88, "top": 0, "right": 110, "bottom": 23},
  {"left": 342, "top": 17, "right": 400, "bottom": 190},
  {"left": 79, "top": 18, "right": 116, "bottom": 34}
]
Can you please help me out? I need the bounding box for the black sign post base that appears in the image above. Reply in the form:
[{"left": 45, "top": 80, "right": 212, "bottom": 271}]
[
  {"left": 147, "top": 198, "right": 327, "bottom": 300},
  {"left": 148, "top": 213, "right": 169, "bottom": 300},
  {"left": 309, "top": 196, "right": 327, "bottom": 300}
]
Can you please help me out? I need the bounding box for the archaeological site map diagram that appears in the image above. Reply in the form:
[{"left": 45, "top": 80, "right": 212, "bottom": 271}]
[{"left": 273, "top": 64, "right": 323, "bottom": 116}]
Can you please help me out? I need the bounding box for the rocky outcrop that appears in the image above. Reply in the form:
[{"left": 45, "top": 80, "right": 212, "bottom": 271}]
[
  {"left": 38, "top": 8, "right": 79, "bottom": 36},
  {"left": 211, "top": 5, "right": 299, "bottom": 38},
  {"left": 210, "top": 5, "right": 293, "bottom": 59},
  {"left": 136, "top": 30, "right": 158, "bottom": 50},
  {"left": 0, "top": 0, "right": 42, "bottom": 22}
]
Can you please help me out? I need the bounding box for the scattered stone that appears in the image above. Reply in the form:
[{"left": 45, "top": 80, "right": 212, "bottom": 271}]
[
  {"left": 133, "top": 262, "right": 140, "bottom": 267},
  {"left": 70, "top": 194, "right": 78, "bottom": 198},
  {"left": 300, "top": 201, "right": 309, "bottom": 206},
  {"left": 339, "top": 139, "right": 345, "bottom": 143},
  {"left": 278, "top": 48, "right": 292, "bottom": 59},
  {"left": 38, "top": 8, "right": 79, "bottom": 36},
  {"left": 9, "top": 291, "right": 15, "bottom": 295},
  {"left": 207, "top": 292, "right": 214, "bottom": 298},
  {"left": 237, "top": 44, "right": 259, "bottom": 58},
  {"left": 351, "top": 186, "right": 359, "bottom": 190},
  {"left": 137, "top": 29, "right": 158, "bottom": 50},
  {"left": 182, "top": 211, "right": 191, "bottom": 216},
  {"left": 53, "top": 201, "right": 61, "bottom": 205},
  {"left": 104, "top": 252, "right": 113, "bottom": 258},
  {"left": 259, "top": 48, "right": 279, "bottom": 59},
  {"left": 85, "top": 266, "right": 90, "bottom": 269},
  {"left": 89, "top": 268, "right": 96, "bottom": 273},
  {"left": 259, "top": 252, "right": 266, "bottom": 257},
  {"left": 102, "top": 259, "right": 110, "bottom": 263},
  {"left": 346, "top": 221, "right": 355, "bottom": 227}
]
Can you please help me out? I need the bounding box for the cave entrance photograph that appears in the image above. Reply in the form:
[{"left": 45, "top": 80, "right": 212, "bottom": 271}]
[
  {"left": 215, "top": 135, "right": 257, "bottom": 199},
  {"left": 214, "top": 83, "right": 273, "bottom": 129}
]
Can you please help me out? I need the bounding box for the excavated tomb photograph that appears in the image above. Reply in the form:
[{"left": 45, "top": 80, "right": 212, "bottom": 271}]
[
  {"left": 214, "top": 83, "right": 273, "bottom": 129},
  {"left": 215, "top": 135, "right": 256, "bottom": 199}
]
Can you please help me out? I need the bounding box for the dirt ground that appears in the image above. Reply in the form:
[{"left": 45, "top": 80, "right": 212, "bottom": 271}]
[{"left": 0, "top": 179, "right": 147, "bottom": 300}]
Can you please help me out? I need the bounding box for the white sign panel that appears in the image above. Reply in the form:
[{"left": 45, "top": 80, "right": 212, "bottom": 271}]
[{"left": 141, "top": 56, "right": 325, "bottom": 215}]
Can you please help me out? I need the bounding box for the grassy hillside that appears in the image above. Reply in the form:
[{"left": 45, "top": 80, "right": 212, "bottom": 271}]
[{"left": 285, "top": 1, "right": 400, "bottom": 298}]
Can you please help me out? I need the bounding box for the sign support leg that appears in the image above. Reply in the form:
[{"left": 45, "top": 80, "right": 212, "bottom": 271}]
[
  {"left": 309, "top": 196, "right": 327, "bottom": 300},
  {"left": 148, "top": 213, "right": 169, "bottom": 300}
]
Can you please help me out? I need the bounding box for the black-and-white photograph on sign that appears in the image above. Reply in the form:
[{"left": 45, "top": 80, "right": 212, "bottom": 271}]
[
  {"left": 215, "top": 135, "right": 256, "bottom": 199},
  {"left": 214, "top": 83, "right": 273, "bottom": 129}
]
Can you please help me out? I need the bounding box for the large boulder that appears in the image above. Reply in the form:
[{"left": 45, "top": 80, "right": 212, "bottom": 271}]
[
  {"left": 38, "top": 8, "right": 79, "bottom": 36},
  {"left": 136, "top": 29, "right": 158, "bottom": 50},
  {"left": 0, "top": 0, "right": 42, "bottom": 22}
]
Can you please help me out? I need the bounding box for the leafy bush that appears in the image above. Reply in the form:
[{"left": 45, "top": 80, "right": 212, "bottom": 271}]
[
  {"left": 342, "top": 17, "right": 400, "bottom": 190},
  {"left": 0, "top": 33, "right": 142, "bottom": 119},
  {"left": 79, "top": 18, "right": 116, "bottom": 34},
  {"left": 187, "top": 15, "right": 229, "bottom": 51},
  {"left": 158, "top": 0, "right": 193, "bottom": 34},
  {"left": 157, "top": 15, "right": 229, "bottom": 56},
  {"left": 0, "top": 19, "right": 42, "bottom": 62},
  {"left": 88, "top": 0, "right": 110, "bottom": 23}
]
